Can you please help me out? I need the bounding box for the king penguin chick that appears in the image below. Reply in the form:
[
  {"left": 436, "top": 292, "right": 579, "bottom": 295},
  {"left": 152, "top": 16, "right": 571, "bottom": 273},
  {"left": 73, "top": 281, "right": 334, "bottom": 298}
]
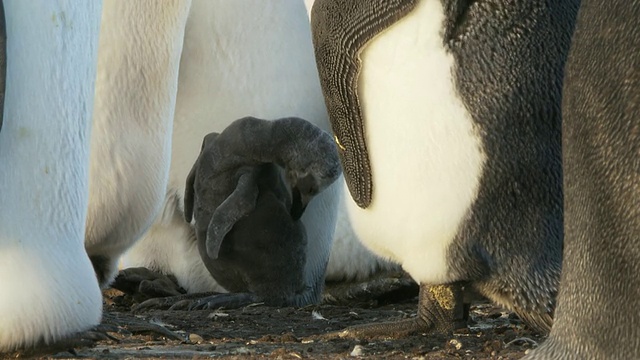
[
  {"left": 121, "top": 1, "right": 346, "bottom": 304},
  {"left": 524, "top": 0, "right": 640, "bottom": 358},
  {"left": 311, "top": 0, "right": 578, "bottom": 336},
  {"left": 182, "top": 116, "right": 341, "bottom": 308},
  {"left": 131, "top": 116, "right": 342, "bottom": 311}
]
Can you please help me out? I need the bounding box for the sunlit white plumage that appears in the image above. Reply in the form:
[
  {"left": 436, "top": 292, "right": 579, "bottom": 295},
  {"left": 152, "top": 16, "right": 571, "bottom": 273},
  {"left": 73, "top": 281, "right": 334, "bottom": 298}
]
[
  {"left": 0, "top": 2, "right": 103, "bottom": 350},
  {"left": 349, "top": 0, "right": 485, "bottom": 284}
]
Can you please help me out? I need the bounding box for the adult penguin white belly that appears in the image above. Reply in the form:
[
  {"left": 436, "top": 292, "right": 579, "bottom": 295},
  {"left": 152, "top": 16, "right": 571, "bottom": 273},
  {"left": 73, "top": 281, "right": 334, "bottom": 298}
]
[
  {"left": 312, "top": 0, "right": 577, "bottom": 335},
  {"left": 124, "top": 0, "right": 342, "bottom": 303},
  {"left": 0, "top": 1, "right": 192, "bottom": 351},
  {"left": 525, "top": 0, "right": 640, "bottom": 358}
]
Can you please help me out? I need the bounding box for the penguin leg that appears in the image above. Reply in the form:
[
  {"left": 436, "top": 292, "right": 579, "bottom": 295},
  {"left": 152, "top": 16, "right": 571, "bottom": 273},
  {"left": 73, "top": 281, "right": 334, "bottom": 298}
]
[{"left": 322, "top": 283, "right": 465, "bottom": 340}]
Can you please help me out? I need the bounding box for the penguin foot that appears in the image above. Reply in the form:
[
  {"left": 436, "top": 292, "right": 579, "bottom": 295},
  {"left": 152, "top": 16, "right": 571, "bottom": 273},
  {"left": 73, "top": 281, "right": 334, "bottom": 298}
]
[
  {"left": 132, "top": 292, "right": 260, "bottom": 312},
  {"left": 4, "top": 324, "right": 119, "bottom": 358},
  {"left": 4, "top": 312, "right": 184, "bottom": 358},
  {"left": 183, "top": 292, "right": 260, "bottom": 310},
  {"left": 98, "top": 312, "right": 185, "bottom": 341},
  {"left": 132, "top": 292, "right": 219, "bottom": 311},
  {"left": 111, "top": 267, "right": 187, "bottom": 302},
  {"left": 320, "top": 283, "right": 466, "bottom": 340},
  {"left": 323, "top": 271, "right": 418, "bottom": 305}
]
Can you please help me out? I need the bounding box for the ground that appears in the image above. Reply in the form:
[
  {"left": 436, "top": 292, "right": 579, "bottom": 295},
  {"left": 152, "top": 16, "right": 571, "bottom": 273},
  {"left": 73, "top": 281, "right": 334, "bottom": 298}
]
[{"left": 9, "top": 287, "right": 545, "bottom": 359}]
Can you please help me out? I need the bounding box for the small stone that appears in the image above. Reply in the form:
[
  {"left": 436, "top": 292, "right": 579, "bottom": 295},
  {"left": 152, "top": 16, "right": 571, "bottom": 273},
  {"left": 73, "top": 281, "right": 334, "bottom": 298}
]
[
  {"left": 235, "top": 346, "right": 251, "bottom": 355},
  {"left": 189, "top": 333, "right": 204, "bottom": 343},
  {"left": 448, "top": 339, "right": 463, "bottom": 350},
  {"left": 350, "top": 344, "right": 364, "bottom": 357}
]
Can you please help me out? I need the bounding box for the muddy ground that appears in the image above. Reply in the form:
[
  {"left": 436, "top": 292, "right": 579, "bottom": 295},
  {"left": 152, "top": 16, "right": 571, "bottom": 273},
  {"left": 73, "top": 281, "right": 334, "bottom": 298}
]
[{"left": 10, "top": 285, "right": 545, "bottom": 359}]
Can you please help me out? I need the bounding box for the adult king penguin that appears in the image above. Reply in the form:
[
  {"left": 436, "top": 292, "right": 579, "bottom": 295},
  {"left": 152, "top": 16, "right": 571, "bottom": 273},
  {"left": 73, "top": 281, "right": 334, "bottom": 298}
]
[
  {"left": 312, "top": 0, "right": 578, "bottom": 336},
  {"left": 0, "top": 0, "right": 191, "bottom": 352},
  {"left": 525, "top": 0, "right": 640, "bottom": 358}
]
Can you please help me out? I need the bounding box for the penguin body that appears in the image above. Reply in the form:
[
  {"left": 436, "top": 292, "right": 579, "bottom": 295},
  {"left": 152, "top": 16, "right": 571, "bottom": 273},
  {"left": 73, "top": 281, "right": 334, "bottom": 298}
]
[
  {"left": 190, "top": 162, "right": 309, "bottom": 306},
  {"left": 182, "top": 117, "right": 341, "bottom": 306},
  {"left": 0, "top": 1, "right": 192, "bottom": 351},
  {"left": 325, "top": 188, "right": 401, "bottom": 283},
  {"left": 0, "top": 2, "right": 104, "bottom": 351},
  {"left": 312, "top": 0, "right": 578, "bottom": 332},
  {"left": 525, "top": 0, "right": 640, "bottom": 358}
]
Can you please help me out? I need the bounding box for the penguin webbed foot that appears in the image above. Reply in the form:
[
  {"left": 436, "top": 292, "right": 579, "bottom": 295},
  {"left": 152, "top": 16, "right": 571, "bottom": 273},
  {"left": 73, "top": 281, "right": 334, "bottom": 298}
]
[
  {"left": 184, "top": 292, "right": 259, "bottom": 310},
  {"left": 4, "top": 324, "right": 120, "bottom": 358},
  {"left": 323, "top": 271, "right": 419, "bottom": 305},
  {"left": 111, "top": 267, "right": 186, "bottom": 302},
  {"left": 132, "top": 292, "right": 260, "bottom": 312},
  {"left": 320, "top": 283, "right": 466, "bottom": 340},
  {"left": 4, "top": 313, "right": 183, "bottom": 358}
]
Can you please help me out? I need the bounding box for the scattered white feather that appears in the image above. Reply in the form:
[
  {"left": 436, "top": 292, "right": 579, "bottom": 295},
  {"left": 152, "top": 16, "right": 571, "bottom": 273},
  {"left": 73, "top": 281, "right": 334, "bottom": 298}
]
[
  {"left": 311, "top": 310, "right": 327, "bottom": 320},
  {"left": 207, "top": 311, "right": 229, "bottom": 319}
]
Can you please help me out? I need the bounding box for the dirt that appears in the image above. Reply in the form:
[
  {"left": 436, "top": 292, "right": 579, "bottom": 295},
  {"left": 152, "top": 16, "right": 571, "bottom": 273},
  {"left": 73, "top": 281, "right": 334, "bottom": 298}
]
[{"left": 10, "top": 287, "right": 545, "bottom": 359}]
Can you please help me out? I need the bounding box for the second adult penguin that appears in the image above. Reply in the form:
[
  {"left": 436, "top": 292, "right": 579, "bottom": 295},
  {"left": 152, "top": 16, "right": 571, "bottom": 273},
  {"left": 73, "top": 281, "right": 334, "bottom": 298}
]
[{"left": 311, "top": 0, "right": 578, "bottom": 335}]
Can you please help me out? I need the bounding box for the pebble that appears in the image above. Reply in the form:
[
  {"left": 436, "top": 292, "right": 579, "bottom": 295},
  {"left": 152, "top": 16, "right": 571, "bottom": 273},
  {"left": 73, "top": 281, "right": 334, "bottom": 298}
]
[
  {"left": 189, "top": 333, "right": 204, "bottom": 343},
  {"left": 449, "top": 339, "right": 463, "bottom": 350},
  {"left": 350, "top": 344, "right": 364, "bottom": 357}
]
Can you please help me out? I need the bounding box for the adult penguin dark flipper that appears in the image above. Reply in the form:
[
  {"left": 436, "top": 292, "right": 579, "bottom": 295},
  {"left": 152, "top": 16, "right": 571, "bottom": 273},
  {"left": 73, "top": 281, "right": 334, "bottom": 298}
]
[
  {"left": 312, "top": 0, "right": 578, "bottom": 337},
  {"left": 525, "top": 0, "right": 640, "bottom": 358}
]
